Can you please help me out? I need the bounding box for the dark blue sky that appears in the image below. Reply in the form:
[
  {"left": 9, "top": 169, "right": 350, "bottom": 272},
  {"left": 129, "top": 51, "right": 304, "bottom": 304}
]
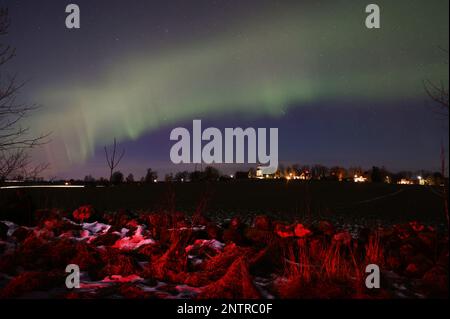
[{"left": 1, "top": 0, "right": 448, "bottom": 179}]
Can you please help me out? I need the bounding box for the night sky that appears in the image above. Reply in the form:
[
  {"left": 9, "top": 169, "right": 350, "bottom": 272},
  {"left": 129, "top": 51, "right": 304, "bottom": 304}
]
[{"left": 2, "top": 0, "right": 449, "bottom": 179}]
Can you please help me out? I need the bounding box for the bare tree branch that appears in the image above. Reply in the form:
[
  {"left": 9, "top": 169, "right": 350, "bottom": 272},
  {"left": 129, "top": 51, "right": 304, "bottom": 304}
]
[
  {"left": 0, "top": 7, "right": 49, "bottom": 180},
  {"left": 104, "top": 137, "right": 125, "bottom": 182},
  {"left": 424, "top": 47, "right": 449, "bottom": 230},
  {"left": 423, "top": 48, "right": 449, "bottom": 118}
]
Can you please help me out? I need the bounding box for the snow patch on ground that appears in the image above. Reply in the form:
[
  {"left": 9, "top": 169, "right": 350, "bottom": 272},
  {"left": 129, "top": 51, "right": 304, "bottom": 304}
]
[
  {"left": 1, "top": 221, "right": 22, "bottom": 237},
  {"left": 82, "top": 221, "right": 111, "bottom": 235},
  {"left": 112, "top": 225, "right": 155, "bottom": 250}
]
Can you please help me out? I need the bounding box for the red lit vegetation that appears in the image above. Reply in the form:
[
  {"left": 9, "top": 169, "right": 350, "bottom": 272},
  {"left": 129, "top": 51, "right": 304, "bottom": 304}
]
[{"left": 0, "top": 206, "right": 448, "bottom": 299}]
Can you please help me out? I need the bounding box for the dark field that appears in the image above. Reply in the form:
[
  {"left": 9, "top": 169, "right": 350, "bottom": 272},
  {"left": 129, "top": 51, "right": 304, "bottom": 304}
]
[
  {"left": 0, "top": 181, "right": 448, "bottom": 299},
  {"left": 0, "top": 181, "right": 445, "bottom": 225}
]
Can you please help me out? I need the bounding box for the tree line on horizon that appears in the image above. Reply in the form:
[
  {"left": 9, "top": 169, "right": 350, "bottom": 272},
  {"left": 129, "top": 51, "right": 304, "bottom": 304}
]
[{"left": 70, "top": 164, "right": 446, "bottom": 186}]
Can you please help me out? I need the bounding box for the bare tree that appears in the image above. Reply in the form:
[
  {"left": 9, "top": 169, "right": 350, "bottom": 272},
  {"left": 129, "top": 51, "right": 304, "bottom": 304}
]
[
  {"left": 424, "top": 47, "right": 449, "bottom": 228},
  {"left": 104, "top": 137, "right": 125, "bottom": 182},
  {"left": 424, "top": 47, "right": 449, "bottom": 117},
  {"left": 0, "top": 8, "right": 49, "bottom": 181},
  {"left": 424, "top": 79, "right": 449, "bottom": 117},
  {"left": 0, "top": 149, "right": 48, "bottom": 180}
]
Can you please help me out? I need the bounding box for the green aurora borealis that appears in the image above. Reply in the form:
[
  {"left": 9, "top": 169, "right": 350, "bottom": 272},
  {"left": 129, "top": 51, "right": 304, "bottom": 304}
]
[{"left": 8, "top": 0, "right": 449, "bottom": 175}]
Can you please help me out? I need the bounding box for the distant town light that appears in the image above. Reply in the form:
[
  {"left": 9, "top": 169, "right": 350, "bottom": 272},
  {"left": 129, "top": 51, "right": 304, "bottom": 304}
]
[
  {"left": 417, "top": 176, "right": 426, "bottom": 185},
  {"left": 398, "top": 179, "right": 413, "bottom": 185},
  {"left": 354, "top": 175, "right": 368, "bottom": 183}
]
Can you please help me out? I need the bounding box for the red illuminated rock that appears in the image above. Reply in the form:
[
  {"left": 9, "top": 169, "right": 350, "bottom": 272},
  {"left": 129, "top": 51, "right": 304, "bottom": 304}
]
[
  {"left": 274, "top": 223, "right": 294, "bottom": 238},
  {"left": 294, "top": 223, "right": 312, "bottom": 238},
  {"left": 73, "top": 205, "right": 94, "bottom": 222}
]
